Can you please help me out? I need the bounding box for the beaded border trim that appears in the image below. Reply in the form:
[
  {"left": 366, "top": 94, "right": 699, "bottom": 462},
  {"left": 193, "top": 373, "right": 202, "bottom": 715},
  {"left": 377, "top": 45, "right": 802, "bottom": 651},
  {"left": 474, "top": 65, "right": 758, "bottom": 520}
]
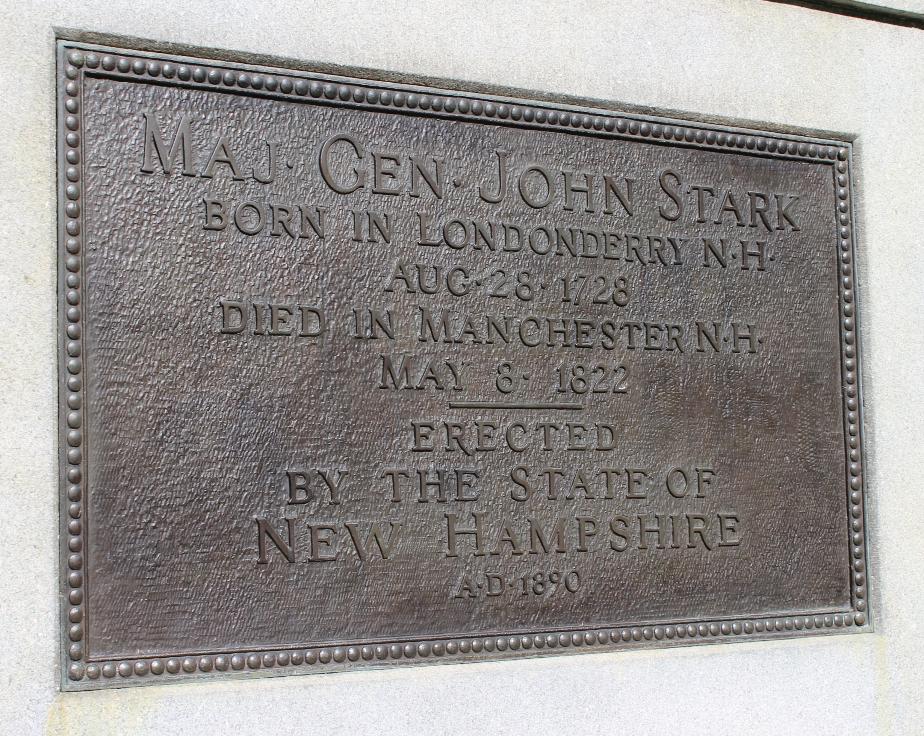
[{"left": 58, "top": 40, "right": 869, "bottom": 689}]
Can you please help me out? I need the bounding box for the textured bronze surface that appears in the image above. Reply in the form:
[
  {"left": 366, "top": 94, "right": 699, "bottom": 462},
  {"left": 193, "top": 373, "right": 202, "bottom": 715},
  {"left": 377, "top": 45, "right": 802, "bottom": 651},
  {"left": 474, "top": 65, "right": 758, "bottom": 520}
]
[{"left": 58, "top": 40, "right": 869, "bottom": 689}]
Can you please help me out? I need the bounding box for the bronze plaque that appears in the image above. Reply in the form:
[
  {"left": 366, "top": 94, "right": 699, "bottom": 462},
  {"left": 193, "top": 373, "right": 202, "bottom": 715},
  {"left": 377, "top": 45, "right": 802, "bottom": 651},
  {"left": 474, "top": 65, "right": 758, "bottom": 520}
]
[{"left": 58, "top": 40, "right": 869, "bottom": 689}]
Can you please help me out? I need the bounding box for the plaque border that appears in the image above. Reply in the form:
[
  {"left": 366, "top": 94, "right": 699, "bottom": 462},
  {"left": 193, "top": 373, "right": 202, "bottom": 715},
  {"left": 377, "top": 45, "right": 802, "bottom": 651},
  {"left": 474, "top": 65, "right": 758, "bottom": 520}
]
[{"left": 57, "top": 38, "right": 870, "bottom": 690}]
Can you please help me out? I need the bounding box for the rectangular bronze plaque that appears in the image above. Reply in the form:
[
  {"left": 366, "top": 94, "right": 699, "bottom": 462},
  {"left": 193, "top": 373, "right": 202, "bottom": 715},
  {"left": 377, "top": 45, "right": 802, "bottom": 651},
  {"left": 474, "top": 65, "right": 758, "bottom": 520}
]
[{"left": 58, "top": 40, "right": 869, "bottom": 689}]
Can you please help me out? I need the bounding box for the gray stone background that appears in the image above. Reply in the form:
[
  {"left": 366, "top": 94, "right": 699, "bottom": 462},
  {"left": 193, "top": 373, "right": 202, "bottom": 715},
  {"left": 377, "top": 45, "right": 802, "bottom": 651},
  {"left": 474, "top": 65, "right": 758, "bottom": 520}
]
[{"left": 1, "top": 1, "right": 922, "bottom": 734}]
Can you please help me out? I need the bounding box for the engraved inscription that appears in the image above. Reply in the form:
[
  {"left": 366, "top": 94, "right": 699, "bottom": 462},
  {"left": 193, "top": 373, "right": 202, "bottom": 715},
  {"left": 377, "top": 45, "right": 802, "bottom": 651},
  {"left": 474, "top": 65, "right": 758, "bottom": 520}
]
[{"left": 58, "top": 42, "right": 868, "bottom": 689}]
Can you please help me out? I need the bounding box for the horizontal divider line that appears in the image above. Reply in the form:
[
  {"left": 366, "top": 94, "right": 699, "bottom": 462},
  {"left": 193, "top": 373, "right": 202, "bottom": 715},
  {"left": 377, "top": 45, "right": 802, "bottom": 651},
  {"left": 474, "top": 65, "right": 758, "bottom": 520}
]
[{"left": 448, "top": 401, "right": 584, "bottom": 410}]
